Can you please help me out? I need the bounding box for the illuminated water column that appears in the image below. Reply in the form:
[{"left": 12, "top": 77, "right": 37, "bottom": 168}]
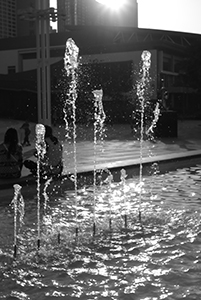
[{"left": 36, "top": 0, "right": 51, "bottom": 126}]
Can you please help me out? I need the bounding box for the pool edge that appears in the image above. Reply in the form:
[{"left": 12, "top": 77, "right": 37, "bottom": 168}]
[{"left": 0, "top": 150, "right": 201, "bottom": 191}]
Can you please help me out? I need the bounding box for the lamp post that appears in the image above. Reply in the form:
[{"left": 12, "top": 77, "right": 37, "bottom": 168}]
[
  {"left": 36, "top": 0, "right": 51, "bottom": 125},
  {"left": 18, "top": 0, "right": 62, "bottom": 125}
]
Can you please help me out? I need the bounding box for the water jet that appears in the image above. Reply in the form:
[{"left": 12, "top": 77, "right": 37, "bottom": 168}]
[{"left": 0, "top": 38, "right": 201, "bottom": 299}]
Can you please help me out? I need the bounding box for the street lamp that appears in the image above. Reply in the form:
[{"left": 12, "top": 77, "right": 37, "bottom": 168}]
[{"left": 18, "top": 0, "right": 63, "bottom": 126}]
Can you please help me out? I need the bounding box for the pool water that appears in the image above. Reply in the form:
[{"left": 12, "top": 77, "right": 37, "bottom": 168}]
[{"left": 0, "top": 165, "right": 201, "bottom": 299}]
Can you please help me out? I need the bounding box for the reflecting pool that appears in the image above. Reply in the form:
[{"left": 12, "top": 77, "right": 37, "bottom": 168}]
[{"left": 0, "top": 164, "right": 201, "bottom": 299}]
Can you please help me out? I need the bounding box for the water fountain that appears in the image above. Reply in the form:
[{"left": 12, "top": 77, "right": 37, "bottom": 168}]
[
  {"left": 0, "top": 38, "right": 201, "bottom": 299},
  {"left": 35, "top": 124, "right": 46, "bottom": 250},
  {"left": 63, "top": 38, "right": 79, "bottom": 236},
  {"left": 92, "top": 88, "right": 106, "bottom": 235},
  {"left": 11, "top": 184, "right": 25, "bottom": 258}
]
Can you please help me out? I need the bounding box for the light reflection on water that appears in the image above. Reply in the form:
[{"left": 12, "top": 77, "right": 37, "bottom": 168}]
[{"left": 0, "top": 165, "right": 201, "bottom": 299}]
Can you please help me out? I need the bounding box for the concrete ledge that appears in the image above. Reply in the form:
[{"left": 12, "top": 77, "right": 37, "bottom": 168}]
[
  {"left": 74, "top": 149, "right": 201, "bottom": 186},
  {"left": 0, "top": 149, "right": 201, "bottom": 191}
]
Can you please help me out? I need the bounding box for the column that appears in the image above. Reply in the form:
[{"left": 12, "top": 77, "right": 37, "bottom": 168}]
[{"left": 36, "top": 0, "right": 51, "bottom": 125}]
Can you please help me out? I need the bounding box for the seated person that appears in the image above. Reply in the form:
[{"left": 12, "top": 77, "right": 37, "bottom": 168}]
[
  {"left": 20, "top": 121, "right": 31, "bottom": 146},
  {"left": 0, "top": 128, "right": 23, "bottom": 179},
  {"left": 24, "top": 125, "right": 63, "bottom": 178}
]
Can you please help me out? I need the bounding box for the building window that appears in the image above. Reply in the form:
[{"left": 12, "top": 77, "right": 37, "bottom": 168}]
[
  {"left": 163, "top": 55, "right": 172, "bottom": 72},
  {"left": 8, "top": 66, "right": 16, "bottom": 74}
]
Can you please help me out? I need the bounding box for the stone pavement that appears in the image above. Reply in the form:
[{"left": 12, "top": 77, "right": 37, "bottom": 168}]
[{"left": 0, "top": 119, "right": 201, "bottom": 188}]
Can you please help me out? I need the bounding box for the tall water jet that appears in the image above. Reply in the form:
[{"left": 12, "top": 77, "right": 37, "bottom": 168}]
[
  {"left": 136, "top": 50, "right": 151, "bottom": 222},
  {"left": 35, "top": 124, "right": 46, "bottom": 250},
  {"left": 11, "top": 184, "right": 24, "bottom": 258},
  {"left": 64, "top": 38, "right": 79, "bottom": 236},
  {"left": 120, "top": 168, "right": 128, "bottom": 228},
  {"left": 92, "top": 89, "right": 106, "bottom": 235},
  {"left": 107, "top": 173, "right": 114, "bottom": 230}
]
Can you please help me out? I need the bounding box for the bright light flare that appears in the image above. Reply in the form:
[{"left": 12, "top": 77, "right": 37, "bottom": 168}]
[{"left": 96, "top": 0, "right": 126, "bottom": 11}]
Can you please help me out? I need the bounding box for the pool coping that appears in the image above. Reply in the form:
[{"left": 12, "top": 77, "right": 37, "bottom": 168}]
[{"left": 0, "top": 149, "right": 201, "bottom": 191}]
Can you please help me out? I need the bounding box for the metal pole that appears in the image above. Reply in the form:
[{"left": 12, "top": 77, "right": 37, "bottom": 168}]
[
  {"left": 41, "top": 10, "right": 46, "bottom": 122},
  {"left": 36, "top": 0, "right": 51, "bottom": 125},
  {"left": 45, "top": 13, "right": 51, "bottom": 125},
  {"left": 36, "top": 12, "right": 42, "bottom": 123}
]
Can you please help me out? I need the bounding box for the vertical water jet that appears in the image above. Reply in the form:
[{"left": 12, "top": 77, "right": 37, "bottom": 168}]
[
  {"left": 11, "top": 184, "right": 24, "bottom": 258},
  {"left": 92, "top": 89, "right": 106, "bottom": 236},
  {"left": 35, "top": 124, "right": 46, "bottom": 250},
  {"left": 64, "top": 38, "right": 79, "bottom": 236},
  {"left": 137, "top": 50, "right": 152, "bottom": 223},
  {"left": 120, "top": 169, "right": 128, "bottom": 228}
]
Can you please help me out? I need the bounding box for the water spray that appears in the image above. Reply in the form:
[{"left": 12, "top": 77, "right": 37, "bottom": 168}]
[
  {"left": 106, "top": 173, "right": 113, "bottom": 231},
  {"left": 11, "top": 184, "right": 24, "bottom": 258},
  {"left": 64, "top": 38, "right": 79, "bottom": 237},
  {"left": 137, "top": 50, "right": 152, "bottom": 224},
  {"left": 120, "top": 169, "right": 128, "bottom": 228},
  {"left": 35, "top": 124, "right": 46, "bottom": 250},
  {"left": 92, "top": 89, "right": 105, "bottom": 236}
]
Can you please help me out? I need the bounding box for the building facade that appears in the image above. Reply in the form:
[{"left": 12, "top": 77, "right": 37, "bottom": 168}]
[
  {"left": 0, "top": 0, "right": 138, "bottom": 39},
  {"left": 0, "top": 0, "right": 38, "bottom": 38},
  {"left": 0, "top": 0, "right": 56, "bottom": 39},
  {"left": 0, "top": 0, "right": 17, "bottom": 38},
  {"left": 57, "top": 0, "right": 138, "bottom": 31},
  {"left": 16, "top": 0, "right": 37, "bottom": 37},
  {"left": 0, "top": 26, "right": 200, "bottom": 121}
]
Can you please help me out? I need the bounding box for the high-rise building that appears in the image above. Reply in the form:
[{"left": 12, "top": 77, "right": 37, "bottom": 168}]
[
  {"left": 57, "top": 0, "right": 90, "bottom": 31},
  {"left": 0, "top": 0, "right": 55, "bottom": 39},
  {"left": 0, "top": 0, "right": 138, "bottom": 39},
  {"left": 0, "top": 0, "right": 39, "bottom": 39},
  {"left": 57, "top": 0, "right": 138, "bottom": 32},
  {"left": 16, "top": 0, "right": 37, "bottom": 37},
  {"left": 0, "top": 0, "right": 17, "bottom": 38}
]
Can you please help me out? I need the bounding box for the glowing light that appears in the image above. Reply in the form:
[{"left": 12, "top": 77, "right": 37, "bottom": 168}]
[{"left": 96, "top": 0, "right": 126, "bottom": 10}]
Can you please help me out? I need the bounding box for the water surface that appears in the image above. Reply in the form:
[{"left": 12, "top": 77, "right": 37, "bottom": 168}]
[{"left": 0, "top": 165, "right": 201, "bottom": 299}]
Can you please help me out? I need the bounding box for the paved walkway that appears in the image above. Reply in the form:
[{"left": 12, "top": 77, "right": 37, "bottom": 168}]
[{"left": 0, "top": 119, "right": 201, "bottom": 189}]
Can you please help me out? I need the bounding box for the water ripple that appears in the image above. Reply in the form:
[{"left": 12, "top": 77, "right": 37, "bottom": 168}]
[{"left": 0, "top": 165, "right": 201, "bottom": 299}]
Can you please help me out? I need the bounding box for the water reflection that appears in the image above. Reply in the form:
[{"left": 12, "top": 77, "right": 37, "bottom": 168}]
[{"left": 0, "top": 165, "right": 201, "bottom": 299}]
